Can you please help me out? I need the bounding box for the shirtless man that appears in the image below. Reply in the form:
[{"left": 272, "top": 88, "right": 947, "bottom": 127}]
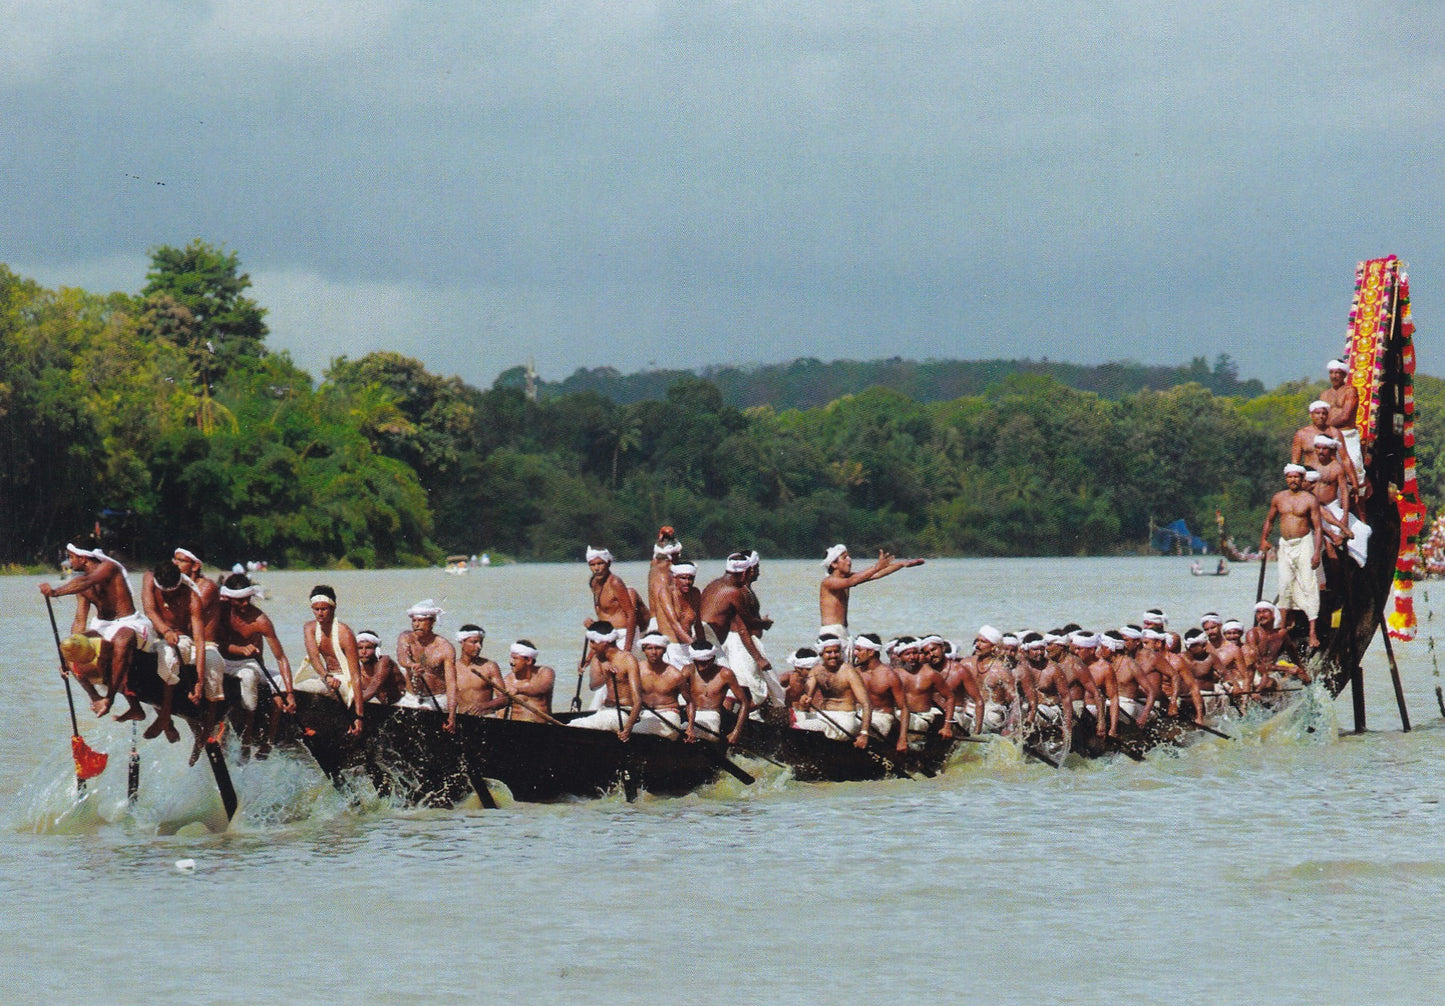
[
  {"left": 214, "top": 573, "right": 294, "bottom": 752},
  {"left": 139, "top": 558, "right": 208, "bottom": 742},
  {"left": 700, "top": 552, "right": 781, "bottom": 709},
  {"left": 356, "top": 630, "right": 405, "bottom": 705},
  {"left": 296, "top": 585, "right": 365, "bottom": 736},
  {"left": 946, "top": 627, "right": 996, "bottom": 736},
  {"left": 1180, "top": 629, "right": 1226, "bottom": 704},
  {"left": 1207, "top": 618, "right": 1254, "bottom": 695},
  {"left": 781, "top": 648, "right": 819, "bottom": 710},
  {"left": 1160, "top": 632, "right": 1209, "bottom": 724},
  {"left": 683, "top": 640, "right": 749, "bottom": 745},
  {"left": 498, "top": 641, "right": 557, "bottom": 724},
  {"left": 1321, "top": 358, "right": 1366, "bottom": 484},
  {"left": 853, "top": 634, "right": 910, "bottom": 752},
  {"left": 647, "top": 528, "right": 698, "bottom": 668},
  {"left": 1076, "top": 633, "right": 1121, "bottom": 738},
  {"left": 798, "top": 636, "right": 872, "bottom": 749},
  {"left": 630, "top": 631, "right": 695, "bottom": 737},
  {"left": 1292, "top": 401, "right": 1360, "bottom": 499},
  {"left": 453, "top": 625, "right": 506, "bottom": 717},
  {"left": 1246, "top": 601, "right": 1311, "bottom": 688},
  {"left": 1313, "top": 438, "right": 1368, "bottom": 566},
  {"left": 585, "top": 547, "right": 638, "bottom": 652},
  {"left": 818, "top": 545, "right": 924, "bottom": 652},
  {"left": 41, "top": 543, "right": 149, "bottom": 723},
  {"left": 569, "top": 621, "right": 644, "bottom": 740},
  {"left": 1104, "top": 630, "right": 1157, "bottom": 727},
  {"left": 1023, "top": 633, "right": 1074, "bottom": 737},
  {"left": 894, "top": 637, "right": 957, "bottom": 745},
  {"left": 1261, "top": 464, "right": 1326, "bottom": 647},
  {"left": 394, "top": 599, "right": 457, "bottom": 731}
]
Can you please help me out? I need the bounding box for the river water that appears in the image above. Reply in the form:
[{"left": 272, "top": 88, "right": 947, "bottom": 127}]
[{"left": 3, "top": 558, "right": 1443, "bottom": 1003}]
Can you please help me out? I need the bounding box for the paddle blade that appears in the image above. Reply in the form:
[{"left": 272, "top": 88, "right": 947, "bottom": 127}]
[{"left": 71, "top": 735, "right": 108, "bottom": 780}]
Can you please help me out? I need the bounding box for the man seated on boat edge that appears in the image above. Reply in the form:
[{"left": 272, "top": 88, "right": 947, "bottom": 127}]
[
  {"left": 568, "top": 621, "right": 644, "bottom": 740},
  {"left": 781, "top": 648, "right": 818, "bottom": 711},
  {"left": 499, "top": 640, "right": 556, "bottom": 724},
  {"left": 794, "top": 634, "right": 872, "bottom": 749},
  {"left": 683, "top": 640, "right": 750, "bottom": 745},
  {"left": 395, "top": 599, "right": 458, "bottom": 732},
  {"left": 41, "top": 543, "right": 150, "bottom": 724},
  {"left": 454, "top": 624, "right": 507, "bottom": 718},
  {"left": 356, "top": 630, "right": 405, "bottom": 705},
  {"left": 215, "top": 573, "right": 294, "bottom": 757},
  {"left": 295, "top": 585, "right": 365, "bottom": 737},
  {"left": 855, "top": 634, "right": 909, "bottom": 753},
  {"left": 1246, "top": 602, "right": 1311, "bottom": 689},
  {"left": 139, "top": 558, "right": 214, "bottom": 743}
]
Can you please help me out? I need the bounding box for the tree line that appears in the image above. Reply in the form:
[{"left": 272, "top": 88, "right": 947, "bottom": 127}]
[{"left": 3, "top": 242, "right": 1436, "bottom": 568}]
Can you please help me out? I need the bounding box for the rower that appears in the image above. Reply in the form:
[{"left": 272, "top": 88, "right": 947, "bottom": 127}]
[
  {"left": 781, "top": 648, "right": 819, "bottom": 711},
  {"left": 947, "top": 626, "right": 995, "bottom": 736},
  {"left": 1069, "top": 632, "right": 1118, "bottom": 739},
  {"left": 138, "top": 558, "right": 207, "bottom": 743},
  {"left": 1024, "top": 632, "right": 1074, "bottom": 736},
  {"left": 497, "top": 641, "right": 556, "bottom": 723},
  {"left": 1260, "top": 464, "right": 1326, "bottom": 648},
  {"left": 568, "top": 621, "right": 643, "bottom": 740},
  {"left": 395, "top": 599, "right": 458, "bottom": 732},
  {"left": 296, "top": 585, "right": 365, "bottom": 736},
  {"left": 356, "top": 630, "right": 405, "bottom": 705},
  {"left": 214, "top": 573, "right": 294, "bottom": 754},
  {"left": 454, "top": 624, "right": 507, "bottom": 717},
  {"left": 682, "top": 640, "right": 749, "bottom": 746},
  {"left": 1105, "top": 629, "right": 1157, "bottom": 727},
  {"left": 894, "top": 636, "right": 957, "bottom": 745},
  {"left": 632, "top": 631, "right": 692, "bottom": 737},
  {"left": 1246, "top": 601, "right": 1311, "bottom": 688},
  {"left": 854, "top": 633, "right": 909, "bottom": 752},
  {"left": 41, "top": 543, "right": 150, "bottom": 724},
  {"left": 796, "top": 635, "right": 871, "bottom": 748},
  {"left": 819, "top": 544, "right": 924, "bottom": 658},
  {"left": 1181, "top": 628, "right": 1226, "bottom": 707},
  {"left": 584, "top": 546, "right": 639, "bottom": 652}
]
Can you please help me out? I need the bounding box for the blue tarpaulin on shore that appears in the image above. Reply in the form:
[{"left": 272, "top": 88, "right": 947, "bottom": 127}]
[{"left": 1151, "top": 519, "right": 1209, "bottom": 555}]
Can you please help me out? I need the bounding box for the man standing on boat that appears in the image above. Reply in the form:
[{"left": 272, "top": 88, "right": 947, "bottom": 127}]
[
  {"left": 569, "top": 621, "right": 643, "bottom": 739},
  {"left": 1260, "top": 464, "right": 1326, "bottom": 648},
  {"left": 214, "top": 573, "right": 293, "bottom": 754},
  {"left": 41, "top": 543, "right": 149, "bottom": 724},
  {"left": 700, "top": 552, "right": 782, "bottom": 709},
  {"left": 647, "top": 528, "right": 702, "bottom": 667},
  {"left": 356, "top": 630, "right": 405, "bottom": 705},
  {"left": 1312, "top": 438, "right": 1368, "bottom": 566},
  {"left": 453, "top": 625, "right": 506, "bottom": 717},
  {"left": 498, "top": 640, "right": 557, "bottom": 724},
  {"left": 1291, "top": 402, "right": 1360, "bottom": 502},
  {"left": 395, "top": 599, "right": 458, "bottom": 732},
  {"left": 585, "top": 547, "right": 639, "bottom": 652},
  {"left": 818, "top": 545, "right": 924, "bottom": 657},
  {"left": 296, "top": 585, "right": 365, "bottom": 736},
  {"left": 1321, "top": 358, "right": 1366, "bottom": 487},
  {"left": 139, "top": 558, "right": 209, "bottom": 743}
]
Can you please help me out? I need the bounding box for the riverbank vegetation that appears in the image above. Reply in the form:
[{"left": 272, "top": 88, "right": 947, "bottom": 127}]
[{"left": 3, "top": 244, "right": 1434, "bottom": 567}]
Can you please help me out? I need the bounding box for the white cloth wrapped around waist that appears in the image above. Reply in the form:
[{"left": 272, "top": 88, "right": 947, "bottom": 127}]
[
  {"left": 150, "top": 635, "right": 223, "bottom": 690},
  {"left": 956, "top": 700, "right": 1007, "bottom": 732},
  {"left": 568, "top": 706, "right": 632, "bottom": 731},
  {"left": 793, "top": 708, "right": 860, "bottom": 741},
  {"left": 630, "top": 706, "right": 685, "bottom": 737},
  {"left": 86, "top": 610, "right": 150, "bottom": 646},
  {"left": 1324, "top": 501, "right": 1371, "bottom": 567},
  {"left": 294, "top": 657, "right": 356, "bottom": 706}
]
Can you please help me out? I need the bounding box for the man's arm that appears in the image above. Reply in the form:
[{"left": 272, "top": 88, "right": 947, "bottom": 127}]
[
  {"left": 618, "top": 657, "right": 643, "bottom": 740},
  {"left": 260, "top": 618, "right": 295, "bottom": 712},
  {"left": 442, "top": 644, "right": 458, "bottom": 730},
  {"left": 1259, "top": 496, "right": 1279, "bottom": 551},
  {"left": 723, "top": 671, "right": 751, "bottom": 745},
  {"left": 844, "top": 668, "right": 871, "bottom": 749},
  {"left": 1308, "top": 496, "right": 1324, "bottom": 567}
]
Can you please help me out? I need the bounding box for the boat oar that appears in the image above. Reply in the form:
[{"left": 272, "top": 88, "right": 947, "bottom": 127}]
[
  {"left": 686, "top": 716, "right": 789, "bottom": 769},
  {"left": 608, "top": 678, "right": 639, "bottom": 802},
  {"left": 44, "top": 595, "right": 108, "bottom": 792},
  {"left": 127, "top": 723, "right": 140, "bottom": 805},
  {"left": 569, "top": 637, "right": 588, "bottom": 712},
  {"left": 809, "top": 706, "right": 914, "bottom": 780},
  {"left": 413, "top": 673, "right": 496, "bottom": 809},
  {"left": 637, "top": 702, "right": 754, "bottom": 785},
  {"left": 1379, "top": 626, "right": 1412, "bottom": 732},
  {"left": 1255, "top": 551, "right": 1269, "bottom": 603}
]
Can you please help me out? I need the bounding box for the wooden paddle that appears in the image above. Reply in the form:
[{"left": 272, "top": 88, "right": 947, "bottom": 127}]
[
  {"left": 44, "top": 595, "right": 108, "bottom": 793},
  {"left": 127, "top": 723, "right": 140, "bottom": 805},
  {"left": 808, "top": 706, "right": 914, "bottom": 780},
  {"left": 1255, "top": 550, "right": 1269, "bottom": 603},
  {"left": 636, "top": 701, "right": 755, "bottom": 785},
  {"left": 1379, "top": 625, "right": 1412, "bottom": 732},
  {"left": 569, "top": 637, "right": 589, "bottom": 712}
]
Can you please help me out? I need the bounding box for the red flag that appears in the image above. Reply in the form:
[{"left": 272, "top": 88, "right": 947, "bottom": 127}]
[{"left": 71, "top": 734, "right": 108, "bottom": 781}]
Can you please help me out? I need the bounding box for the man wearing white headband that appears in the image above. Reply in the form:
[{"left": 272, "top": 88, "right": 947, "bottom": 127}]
[
  {"left": 894, "top": 634, "right": 958, "bottom": 747},
  {"left": 795, "top": 635, "right": 873, "bottom": 749},
  {"left": 1104, "top": 629, "right": 1156, "bottom": 727},
  {"left": 1292, "top": 399, "right": 1360, "bottom": 496},
  {"left": 569, "top": 621, "right": 644, "bottom": 738},
  {"left": 626, "top": 631, "right": 693, "bottom": 738},
  {"left": 42, "top": 542, "right": 150, "bottom": 725},
  {"left": 1311, "top": 437, "right": 1370, "bottom": 568},
  {"left": 781, "top": 648, "right": 820, "bottom": 709},
  {"left": 395, "top": 599, "right": 457, "bottom": 732},
  {"left": 213, "top": 572, "right": 293, "bottom": 757},
  {"left": 850, "top": 634, "right": 907, "bottom": 752},
  {"left": 1246, "top": 602, "right": 1312, "bottom": 691},
  {"left": 700, "top": 552, "right": 784, "bottom": 711},
  {"left": 682, "top": 640, "right": 750, "bottom": 746},
  {"left": 295, "top": 585, "right": 365, "bottom": 737},
  {"left": 138, "top": 558, "right": 213, "bottom": 744},
  {"left": 819, "top": 545, "right": 924, "bottom": 660},
  {"left": 1260, "top": 464, "right": 1325, "bottom": 648},
  {"left": 942, "top": 629, "right": 993, "bottom": 737},
  {"left": 647, "top": 527, "right": 702, "bottom": 669},
  {"left": 355, "top": 630, "right": 405, "bottom": 706},
  {"left": 499, "top": 640, "right": 557, "bottom": 725},
  {"left": 452, "top": 624, "right": 507, "bottom": 719},
  {"left": 1321, "top": 357, "right": 1366, "bottom": 480},
  {"left": 586, "top": 546, "right": 640, "bottom": 652}
]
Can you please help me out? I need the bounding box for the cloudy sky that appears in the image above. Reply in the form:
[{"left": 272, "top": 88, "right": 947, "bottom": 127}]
[{"left": 4, "top": 2, "right": 1440, "bottom": 389}]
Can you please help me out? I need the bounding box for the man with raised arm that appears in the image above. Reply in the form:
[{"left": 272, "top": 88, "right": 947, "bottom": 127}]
[
  {"left": 818, "top": 545, "right": 925, "bottom": 653},
  {"left": 584, "top": 546, "right": 638, "bottom": 652},
  {"left": 682, "top": 640, "right": 749, "bottom": 746},
  {"left": 395, "top": 599, "right": 457, "bottom": 732},
  {"left": 41, "top": 543, "right": 150, "bottom": 723},
  {"left": 296, "top": 585, "right": 365, "bottom": 737},
  {"left": 1260, "top": 464, "right": 1326, "bottom": 648},
  {"left": 568, "top": 621, "right": 644, "bottom": 740}
]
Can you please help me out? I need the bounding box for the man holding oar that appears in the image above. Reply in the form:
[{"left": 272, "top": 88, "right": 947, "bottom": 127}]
[
  {"left": 214, "top": 573, "right": 293, "bottom": 757},
  {"left": 568, "top": 621, "right": 644, "bottom": 740},
  {"left": 296, "top": 585, "right": 365, "bottom": 737},
  {"left": 41, "top": 543, "right": 150, "bottom": 724},
  {"left": 631, "top": 631, "right": 693, "bottom": 736},
  {"left": 682, "top": 640, "right": 749, "bottom": 746},
  {"left": 356, "top": 631, "right": 405, "bottom": 705},
  {"left": 395, "top": 600, "right": 458, "bottom": 732},
  {"left": 497, "top": 641, "right": 557, "bottom": 724},
  {"left": 453, "top": 625, "right": 507, "bottom": 717},
  {"left": 647, "top": 528, "right": 702, "bottom": 669},
  {"left": 855, "top": 634, "right": 909, "bottom": 753},
  {"left": 139, "top": 558, "right": 209, "bottom": 743},
  {"left": 795, "top": 635, "right": 872, "bottom": 749}
]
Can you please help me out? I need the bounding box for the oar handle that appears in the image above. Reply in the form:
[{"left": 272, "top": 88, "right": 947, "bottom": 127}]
[{"left": 44, "top": 594, "right": 82, "bottom": 736}]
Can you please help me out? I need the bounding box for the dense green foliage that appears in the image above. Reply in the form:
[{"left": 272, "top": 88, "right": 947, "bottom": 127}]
[{"left": 1, "top": 246, "right": 1428, "bottom": 568}]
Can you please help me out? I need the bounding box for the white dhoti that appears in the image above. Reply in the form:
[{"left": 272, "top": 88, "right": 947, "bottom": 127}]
[
  {"left": 1118, "top": 696, "right": 1144, "bottom": 724},
  {"left": 709, "top": 627, "right": 784, "bottom": 708},
  {"left": 222, "top": 656, "right": 264, "bottom": 709},
  {"left": 904, "top": 709, "right": 940, "bottom": 748},
  {"left": 631, "top": 707, "right": 684, "bottom": 737},
  {"left": 569, "top": 706, "right": 632, "bottom": 731},
  {"left": 1340, "top": 427, "right": 1365, "bottom": 481},
  {"left": 692, "top": 709, "right": 723, "bottom": 736},
  {"left": 86, "top": 610, "right": 150, "bottom": 647},
  {"left": 869, "top": 711, "right": 897, "bottom": 741},
  {"left": 1277, "top": 534, "right": 1321, "bottom": 619},
  {"left": 294, "top": 657, "right": 356, "bottom": 706},
  {"left": 1324, "top": 501, "right": 1371, "bottom": 567},
  {"left": 152, "top": 636, "right": 223, "bottom": 689},
  {"left": 397, "top": 691, "right": 448, "bottom": 713},
  {"left": 794, "top": 708, "right": 860, "bottom": 741}
]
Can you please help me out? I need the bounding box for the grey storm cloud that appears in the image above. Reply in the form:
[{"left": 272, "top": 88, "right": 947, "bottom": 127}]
[{"left": 3, "top": 2, "right": 1442, "bottom": 388}]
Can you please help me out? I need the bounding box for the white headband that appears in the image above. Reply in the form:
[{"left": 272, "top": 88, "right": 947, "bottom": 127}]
[
  {"left": 788, "top": 652, "right": 819, "bottom": 669},
  {"left": 852, "top": 635, "right": 881, "bottom": 652},
  {"left": 671, "top": 562, "right": 697, "bottom": 576},
  {"left": 66, "top": 542, "right": 98, "bottom": 559},
  {"left": 1254, "top": 600, "right": 1283, "bottom": 628},
  {"left": 1328, "top": 359, "right": 1349, "bottom": 372},
  {"left": 1071, "top": 632, "right": 1098, "bottom": 648},
  {"left": 456, "top": 628, "right": 484, "bottom": 642},
  {"left": 1284, "top": 463, "right": 1307, "bottom": 476},
  {"left": 1000, "top": 634, "right": 1019, "bottom": 646},
  {"left": 1119, "top": 625, "right": 1142, "bottom": 640},
  {"left": 1100, "top": 635, "right": 1123, "bottom": 652},
  {"left": 586, "top": 626, "right": 620, "bottom": 644},
  {"left": 1141, "top": 628, "right": 1165, "bottom": 642},
  {"left": 220, "top": 584, "right": 264, "bottom": 601},
  {"left": 1144, "top": 609, "right": 1167, "bottom": 625},
  {"left": 725, "top": 554, "right": 751, "bottom": 573},
  {"left": 816, "top": 636, "right": 844, "bottom": 652},
  {"left": 689, "top": 642, "right": 717, "bottom": 660},
  {"left": 510, "top": 642, "right": 538, "bottom": 659},
  {"left": 919, "top": 634, "right": 945, "bottom": 647},
  {"left": 639, "top": 632, "right": 670, "bottom": 648},
  {"left": 1308, "top": 399, "right": 1330, "bottom": 413},
  {"left": 173, "top": 547, "right": 201, "bottom": 565},
  {"left": 976, "top": 625, "right": 1002, "bottom": 644},
  {"left": 1222, "top": 620, "right": 1243, "bottom": 633},
  {"left": 822, "top": 544, "right": 848, "bottom": 569},
  {"left": 585, "top": 546, "right": 613, "bottom": 563},
  {"left": 653, "top": 540, "right": 683, "bottom": 559},
  {"left": 1200, "top": 612, "right": 1221, "bottom": 626},
  {"left": 310, "top": 594, "right": 336, "bottom": 606},
  {"left": 356, "top": 631, "right": 381, "bottom": 645},
  {"left": 407, "top": 599, "right": 444, "bottom": 619},
  {"left": 1313, "top": 434, "right": 1339, "bottom": 448}
]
